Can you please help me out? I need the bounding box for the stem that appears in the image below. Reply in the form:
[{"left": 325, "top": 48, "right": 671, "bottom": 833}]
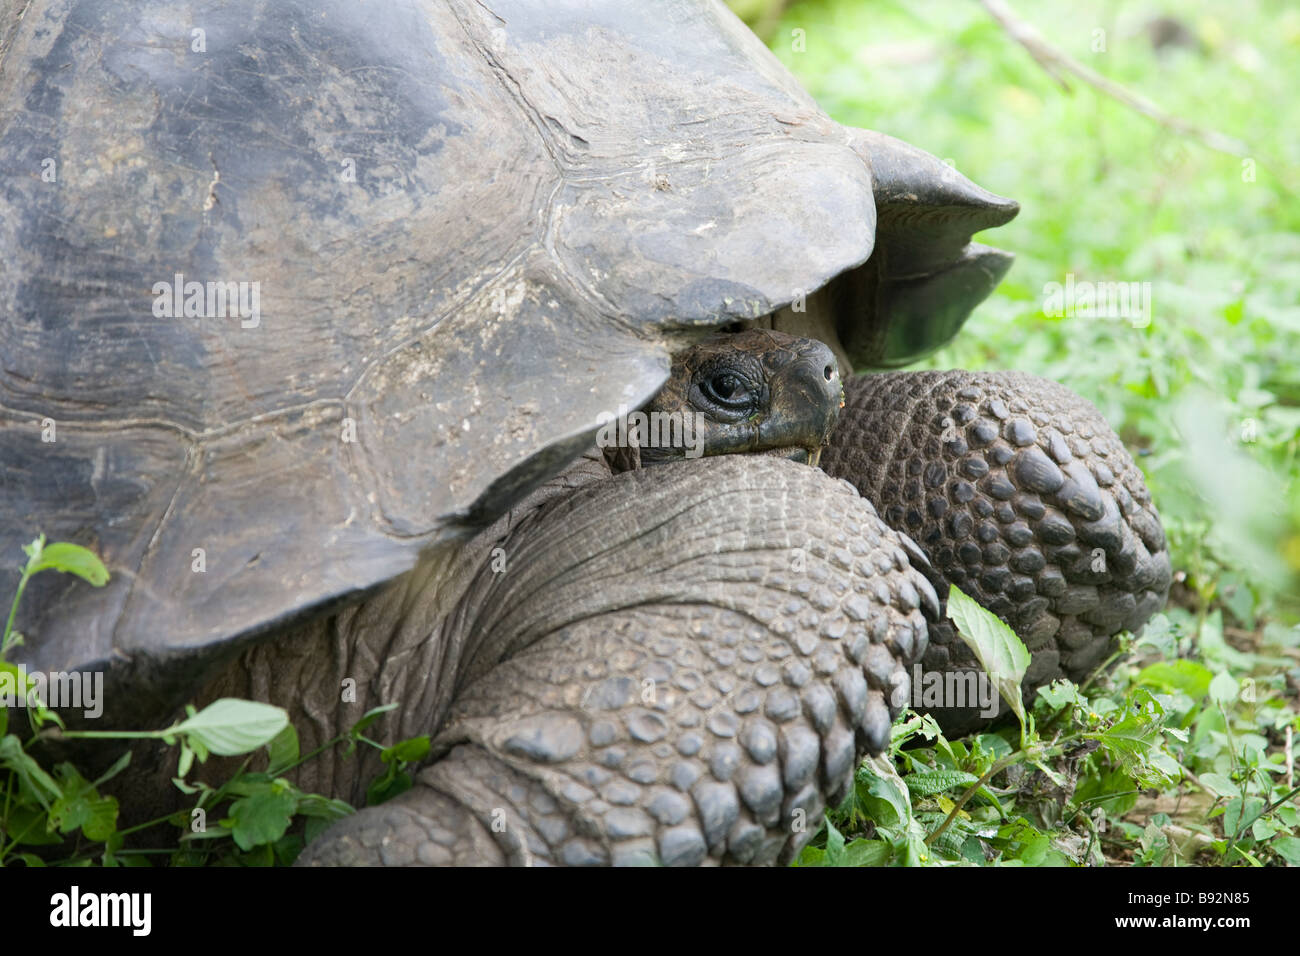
[
  {"left": 1227, "top": 783, "right": 1300, "bottom": 855},
  {"left": 1072, "top": 789, "right": 1144, "bottom": 811},
  {"left": 268, "top": 734, "right": 349, "bottom": 777},
  {"left": 976, "top": 0, "right": 1252, "bottom": 158},
  {"left": 926, "top": 750, "right": 1022, "bottom": 848},
  {"left": 2, "top": 572, "right": 32, "bottom": 655},
  {"left": 117, "top": 810, "right": 191, "bottom": 838},
  {"left": 0, "top": 810, "right": 45, "bottom": 860},
  {"left": 0, "top": 773, "right": 14, "bottom": 865}
]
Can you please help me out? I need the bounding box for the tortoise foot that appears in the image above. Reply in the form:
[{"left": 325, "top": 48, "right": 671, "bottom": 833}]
[{"left": 823, "top": 370, "right": 1172, "bottom": 734}]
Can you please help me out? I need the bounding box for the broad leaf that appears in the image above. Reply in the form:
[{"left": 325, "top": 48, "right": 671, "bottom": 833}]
[
  {"left": 170, "top": 698, "right": 289, "bottom": 756},
  {"left": 381, "top": 735, "right": 431, "bottom": 765},
  {"left": 904, "top": 769, "right": 980, "bottom": 797},
  {"left": 946, "top": 585, "right": 1031, "bottom": 732},
  {"left": 28, "top": 542, "right": 109, "bottom": 587},
  {"left": 227, "top": 790, "right": 297, "bottom": 851}
]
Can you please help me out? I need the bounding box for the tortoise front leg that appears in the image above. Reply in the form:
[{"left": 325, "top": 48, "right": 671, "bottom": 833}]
[
  {"left": 821, "top": 370, "right": 1172, "bottom": 734},
  {"left": 298, "top": 455, "right": 932, "bottom": 866}
]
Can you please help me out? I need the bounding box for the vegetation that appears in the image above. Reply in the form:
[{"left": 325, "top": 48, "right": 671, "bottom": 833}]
[
  {"left": 743, "top": 0, "right": 1299, "bottom": 865},
  {"left": 0, "top": 537, "right": 430, "bottom": 866}
]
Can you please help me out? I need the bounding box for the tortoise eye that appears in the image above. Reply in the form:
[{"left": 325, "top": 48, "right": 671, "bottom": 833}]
[{"left": 703, "top": 372, "right": 751, "bottom": 407}]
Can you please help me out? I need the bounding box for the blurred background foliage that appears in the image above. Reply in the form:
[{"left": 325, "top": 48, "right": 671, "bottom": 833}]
[
  {"left": 733, "top": 0, "right": 1299, "bottom": 640},
  {"left": 730, "top": 0, "right": 1299, "bottom": 866}
]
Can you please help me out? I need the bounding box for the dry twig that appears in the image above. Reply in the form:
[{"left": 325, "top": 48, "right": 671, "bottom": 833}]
[{"left": 977, "top": 0, "right": 1250, "bottom": 158}]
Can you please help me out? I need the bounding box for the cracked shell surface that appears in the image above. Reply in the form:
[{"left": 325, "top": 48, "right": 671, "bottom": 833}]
[{"left": 1, "top": 0, "right": 888, "bottom": 718}]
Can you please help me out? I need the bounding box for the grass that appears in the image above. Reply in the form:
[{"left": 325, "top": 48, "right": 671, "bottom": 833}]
[{"left": 748, "top": 0, "right": 1300, "bottom": 865}]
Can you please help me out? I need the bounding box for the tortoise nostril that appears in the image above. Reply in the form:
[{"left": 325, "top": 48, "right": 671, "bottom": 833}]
[{"left": 824, "top": 365, "right": 835, "bottom": 381}]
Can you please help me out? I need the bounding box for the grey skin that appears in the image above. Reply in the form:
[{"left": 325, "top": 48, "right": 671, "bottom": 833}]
[
  {"left": 612, "top": 332, "right": 1172, "bottom": 736},
  {"left": 287, "top": 332, "right": 1167, "bottom": 865},
  {"left": 283, "top": 333, "right": 933, "bottom": 866}
]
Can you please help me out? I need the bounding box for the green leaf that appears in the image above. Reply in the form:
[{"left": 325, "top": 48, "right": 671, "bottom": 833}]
[
  {"left": 0, "top": 660, "right": 36, "bottom": 704},
  {"left": 348, "top": 703, "right": 398, "bottom": 740},
  {"left": 27, "top": 542, "right": 109, "bottom": 587},
  {"left": 1036, "top": 679, "right": 1086, "bottom": 712},
  {"left": 904, "top": 769, "right": 980, "bottom": 797},
  {"left": 89, "top": 750, "right": 132, "bottom": 790},
  {"left": 47, "top": 763, "right": 121, "bottom": 840},
  {"left": 80, "top": 796, "right": 119, "bottom": 842},
  {"left": 1, "top": 804, "right": 62, "bottom": 846},
  {"left": 1224, "top": 797, "right": 1266, "bottom": 841},
  {"left": 266, "top": 724, "right": 300, "bottom": 774},
  {"left": 824, "top": 816, "right": 846, "bottom": 865},
  {"left": 227, "top": 790, "right": 297, "bottom": 851},
  {"left": 301, "top": 816, "right": 330, "bottom": 848},
  {"left": 1135, "top": 659, "right": 1214, "bottom": 697},
  {"left": 170, "top": 698, "right": 289, "bottom": 756},
  {"left": 1272, "top": 836, "right": 1300, "bottom": 865},
  {"left": 856, "top": 761, "right": 912, "bottom": 830},
  {"left": 1208, "top": 671, "right": 1239, "bottom": 706},
  {"left": 1086, "top": 694, "right": 1175, "bottom": 785},
  {"left": 998, "top": 818, "right": 1054, "bottom": 866},
  {"left": 381, "top": 735, "right": 431, "bottom": 765},
  {"left": 171, "top": 776, "right": 202, "bottom": 795},
  {"left": 1198, "top": 611, "right": 1257, "bottom": 672},
  {"left": 946, "top": 584, "right": 1031, "bottom": 731},
  {"left": 927, "top": 812, "right": 978, "bottom": 860},
  {"left": 271, "top": 833, "right": 305, "bottom": 867},
  {"left": 0, "top": 734, "right": 62, "bottom": 809},
  {"left": 1075, "top": 766, "right": 1141, "bottom": 817},
  {"left": 365, "top": 768, "right": 413, "bottom": 806},
  {"left": 294, "top": 793, "right": 354, "bottom": 822},
  {"left": 1199, "top": 773, "right": 1240, "bottom": 798},
  {"left": 841, "top": 839, "right": 892, "bottom": 867}
]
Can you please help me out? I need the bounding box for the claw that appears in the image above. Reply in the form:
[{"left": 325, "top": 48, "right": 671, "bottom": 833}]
[
  {"left": 896, "top": 531, "right": 933, "bottom": 573},
  {"left": 896, "top": 533, "right": 941, "bottom": 619}
]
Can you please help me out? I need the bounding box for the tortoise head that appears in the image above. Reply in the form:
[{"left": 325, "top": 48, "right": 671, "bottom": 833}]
[{"left": 602, "top": 330, "right": 844, "bottom": 471}]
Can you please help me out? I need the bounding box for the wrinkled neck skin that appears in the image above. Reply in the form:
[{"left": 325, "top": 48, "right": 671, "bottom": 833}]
[
  {"left": 295, "top": 453, "right": 930, "bottom": 866},
  {"left": 195, "top": 452, "right": 614, "bottom": 804}
]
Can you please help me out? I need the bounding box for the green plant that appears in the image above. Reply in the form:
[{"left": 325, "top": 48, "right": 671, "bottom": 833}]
[
  {"left": 0, "top": 534, "right": 429, "bottom": 866},
  {"left": 794, "top": 584, "right": 1299, "bottom": 866}
]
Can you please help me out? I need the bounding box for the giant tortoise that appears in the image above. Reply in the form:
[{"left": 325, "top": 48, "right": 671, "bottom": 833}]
[{"left": 0, "top": 0, "right": 1170, "bottom": 865}]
